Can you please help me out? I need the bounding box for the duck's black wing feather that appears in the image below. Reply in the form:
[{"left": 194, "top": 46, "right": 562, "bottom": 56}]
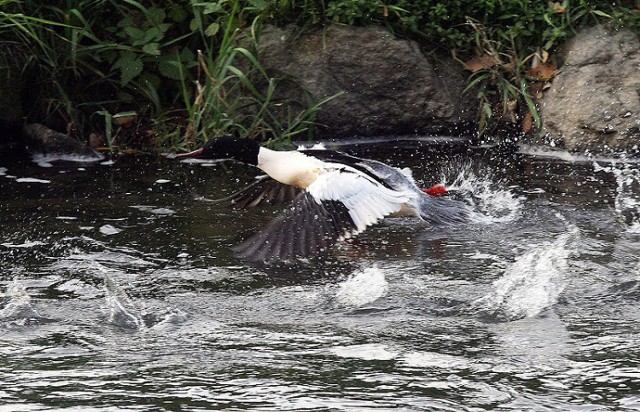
[
  {"left": 210, "top": 175, "right": 301, "bottom": 208},
  {"left": 231, "top": 191, "right": 357, "bottom": 262}
]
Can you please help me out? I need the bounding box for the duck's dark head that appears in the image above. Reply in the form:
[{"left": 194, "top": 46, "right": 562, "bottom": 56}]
[{"left": 176, "top": 136, "right": 259, "bottom": 165}]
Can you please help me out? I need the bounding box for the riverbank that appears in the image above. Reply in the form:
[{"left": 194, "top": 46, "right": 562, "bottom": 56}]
[{"left": 1, "top": 1, "right": 638, "bottom": 156}]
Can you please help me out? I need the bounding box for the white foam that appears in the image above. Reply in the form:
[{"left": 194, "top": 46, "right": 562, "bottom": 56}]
[
  {"left": 401, "top": 351, "right": 471, "bottom": 370},
  {"left": 330, "top": 343, "right": 398, "bottom": 360},
  {"left": 519, "top": 145, "right": 640, "bottom": 164},
  {"left": 99, "top": 224, "right": 122, "bottom": 235},
  {"left": 479, "top": 227, "right": 578, "bottom": 321},
  {"left": 628, "top": 222, "right": 640, "bottom": 234},
  {"left": 0, "top": 167, "right": 7, "bottom": 176},
  {"left": 15, "top": 177, "right": 50, "bottom": 184},
  {"left": 445, "top": 165, "right": 523, "bottom": 224},
  {"left": 0, "top": 281, "right": 38, "bottom": 321},
  {"left": 179, "top": 158, "right": 223, "bottom": 166},
  {"left": 32, "top": 152, "right": 103, "bottom": 168},
  {"left": 594, "top": 162, "right": 640, "bottom": 227},
  {"left": 334, "top": 266, "right": 388, "bottom": 307},
  {"left": 1, "top": 240, "right": 46, "bottom": 248},
  {"left": 56, "top": 279, "right": 101, "bottom": 299},
  {"left": 130, "top": 205, "right": 175, "bottom": 215}
]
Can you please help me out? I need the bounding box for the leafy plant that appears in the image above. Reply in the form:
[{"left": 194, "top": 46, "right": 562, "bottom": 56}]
[{"left": 179, "top": 9, "right": 338, "bottom": 150}]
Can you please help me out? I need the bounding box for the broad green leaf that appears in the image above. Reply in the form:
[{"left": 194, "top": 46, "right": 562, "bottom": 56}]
[
  {"left": 142, "top": 27, "right": 163, "bottom": 44},
  {"left": 146, "top": 7, "right": 166, "bottom": 25},
  {"left": 159, "top": 59, "right": 183, "bottom": 80},
  {"left": 142, "top": 42, "right": 160, "bottom": 56},
  {"left": 204, "top": 22, "right": 220, "bottom": 37},
  {"left": 189, "top": 18, "right": 200, "bottom": 32},
  {"left": 124, "top": 26, "right": 144, "bottom": 41},
  {"left": 117, "top": 15, "right": 133, "bottom": 28},
  {"left": 116, "top": 52, "right": 143, "bottom": 85},
  {"left": 157, "top": 23, "right": 172, "bottom": 33},
  {"left": 203, "top": 3, "right": 222, "bottom": 14},
  {"left": 180, "top": 48, "right": 195, "bottom": 64},
  {"left": 249, "top": 0, "right": 269, "bottom": 10},
  {"left": 168, "top": 4, "right": 187, "bottom": 22}
]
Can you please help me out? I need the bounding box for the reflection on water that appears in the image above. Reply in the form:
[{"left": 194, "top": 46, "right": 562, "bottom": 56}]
[{"left": 1, "top": 140, "right": 640, "bottom": 410}]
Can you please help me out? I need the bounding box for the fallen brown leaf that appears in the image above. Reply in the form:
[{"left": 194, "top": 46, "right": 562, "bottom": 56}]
[
  {"left": 522, "top": 111, "right": 534, "bottom": 133},
  {"left": 528, "top": 62, "right": 558, "bottom": 99},
  {"left": 548, "top": 2, "right": 566, "bottom": 13},
  {"left": 114, "top": 115, "right": 136, "bottom": 128},
  {"left": 528, "top": 62, "right": 557, "bottom": 80},
  {"left": 463, "top": 53, "right": 501, "bottom": 72}
]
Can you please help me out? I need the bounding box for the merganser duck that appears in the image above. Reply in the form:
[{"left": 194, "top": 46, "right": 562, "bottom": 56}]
[{"left": 177, "top": 137, "right": 469, "bottom": 261}]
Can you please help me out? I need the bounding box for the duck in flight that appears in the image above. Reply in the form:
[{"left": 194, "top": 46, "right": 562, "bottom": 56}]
[{"left": 177, "top": 137, "right": 469, "bottom": 262}]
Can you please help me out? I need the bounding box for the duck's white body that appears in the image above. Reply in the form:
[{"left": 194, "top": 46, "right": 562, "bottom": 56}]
[{"left": 257, "top": 148, "right": 324, "bottom": 189}]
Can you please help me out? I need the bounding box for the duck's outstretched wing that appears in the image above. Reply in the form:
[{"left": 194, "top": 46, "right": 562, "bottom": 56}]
[
  {"left": 209, "top": 175, "right": 301, "bottom": 208},
  {"left": 232, "top": 169, "right": 415, "bottom": 262},
  {"left": 231, "top": 191, "right": 356, "bottom": 261}
]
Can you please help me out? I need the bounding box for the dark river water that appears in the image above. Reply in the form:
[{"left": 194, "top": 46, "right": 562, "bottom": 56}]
[{"left": 1, "top": 138, "right": 639, "bottom": 411}]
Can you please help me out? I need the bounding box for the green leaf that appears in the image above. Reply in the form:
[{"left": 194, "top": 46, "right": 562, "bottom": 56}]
[
  {"left": 118, "top": 15, "right": 133, "bottom": 28},
  {"left": 521, "top": 80, "right": 541, "bottom": 128},
  {"left": 179, "top": 48, "right": 195, "bottom": 64},
  {"left": 159, "top": 61, "right": 179, "bottom": 79},
  {"left": 482, "top": 102, "right": 493, "bottom": 119},
  {"left": 203, "top": 3, "right": 222, "bottom": 14},
  {"left": 142, "top": 27, "right": 163, "bottom": 44},
  {"left": 249, "top": 0, "right": 269, "bottom": 10},
  {"left": 158, "top": 49, "right": 197, "bottom": 80},
  {"left": 146, "top": 7, "right": 166, "bottom": 25},
  {"left": 123, "top": 26, "right": 145, "bottom": 41},
  {"left": 115, "top": 52, "right": 143, "bottom": 85},
  {"left": 204, "top": 22, "right": 220, "bottom": 37},
  {"left": 142, "top": 42, "right": 161, "bottom": 56},
  {"left": 189, "top": 18, "right": 200, "bottom": 32},
  {"left": 168, "top": 4, "right": 188, "bottom": 22},
  {"left": 592, "top": 10, "right": 612, "bottom": 18},
  {"left": 157, "top": 23, "right": 172, "bottom": 34}
]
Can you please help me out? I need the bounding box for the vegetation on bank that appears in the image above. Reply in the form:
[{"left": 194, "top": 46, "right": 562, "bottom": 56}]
[{"left": 1, "top": 0, "right": 638, "bottom": 152}]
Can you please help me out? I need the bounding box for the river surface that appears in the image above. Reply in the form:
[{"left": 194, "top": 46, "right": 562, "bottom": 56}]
[{"left": 1, "top": 138, "right": 639, "bottom": 411}]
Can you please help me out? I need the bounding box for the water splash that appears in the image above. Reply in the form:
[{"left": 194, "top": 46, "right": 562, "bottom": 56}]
[
  {"left": 32, "top": 152, "right": 103, "bottom": 168},
  {"left": 330, "top": 343, "right": 398, "bottom": 360},
  {"left": 594, "top": 162, "right": 640, "bottom": 227},
  {"left": 334, "top": 266, "right": 388, "bottom": 307},
  {"left": 102, "top": 270, "right": 144, "bottom": 331},
  {"left": 1, "top": 240, "right": 46, "bottom": 249},
  {"left": 478, "top": 225, "right": 578, "bottom": 321},
  {"left": 443, "top": 164, "right": 523, "bottom": 224},
  {"left": 0, "top": 281, "right": 39, "bottom": 324}
]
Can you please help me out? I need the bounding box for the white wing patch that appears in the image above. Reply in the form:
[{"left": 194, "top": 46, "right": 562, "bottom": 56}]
[
  {"left": 400, "top": 167, "right": 413, "bottom": 178},
  {"left": 307, "top": 167, "right": 416, "bottom": 233}
]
